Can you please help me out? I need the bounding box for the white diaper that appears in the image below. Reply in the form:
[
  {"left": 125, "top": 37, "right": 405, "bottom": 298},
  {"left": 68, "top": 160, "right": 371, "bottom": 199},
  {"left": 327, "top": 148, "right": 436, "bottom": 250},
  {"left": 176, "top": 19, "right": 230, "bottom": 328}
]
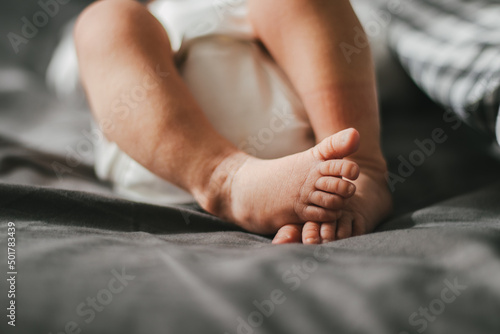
[{"left": 94, "top": 0, "right": 315, "bottom": 205}]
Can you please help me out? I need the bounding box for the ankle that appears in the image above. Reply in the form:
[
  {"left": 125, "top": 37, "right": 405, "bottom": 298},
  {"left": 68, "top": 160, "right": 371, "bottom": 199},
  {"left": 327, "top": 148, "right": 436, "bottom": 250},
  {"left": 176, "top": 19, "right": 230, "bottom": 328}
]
[{"left": 192, "top": 150, "right": 251, "bottom": 218}]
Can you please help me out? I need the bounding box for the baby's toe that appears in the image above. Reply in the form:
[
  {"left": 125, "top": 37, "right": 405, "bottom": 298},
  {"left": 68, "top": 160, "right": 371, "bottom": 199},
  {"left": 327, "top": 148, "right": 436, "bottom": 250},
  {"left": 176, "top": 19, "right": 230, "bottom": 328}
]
[
  {"left": 302, "top": 205, "right": 341, "bottom": 222},
  {"left": 302, "top": 221, "right": 321, "bottom": 244},
  {"left": 313, "top": 128, "right": 360, "bottom": 160},
  {"left": 319, "top": 160, "right": 360, "bottom": 180},
  {"left": 309, "top": 191, "right": 345, "bottom": 210},
  {"left": 320, "top": 222, "right": 337, "bottom": 243},
  {"left": 315, "top": 177, "right": 356, "bottom": 198},
  {"left": 272, "top": 224, "right": 302, "bottom": 244},
  {"left": 336, "top": 215, "right": 353, "bottom": 240}
]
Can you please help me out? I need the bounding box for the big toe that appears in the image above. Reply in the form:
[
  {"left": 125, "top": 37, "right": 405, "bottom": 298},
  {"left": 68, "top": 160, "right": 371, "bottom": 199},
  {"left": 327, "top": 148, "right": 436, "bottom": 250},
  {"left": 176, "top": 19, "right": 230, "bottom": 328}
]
[
  {"left": 314, "top": 128, "right": 360, "bottom": 160},
  {"left": 272, "top": 224, "right": 303, "bottom": 244}
]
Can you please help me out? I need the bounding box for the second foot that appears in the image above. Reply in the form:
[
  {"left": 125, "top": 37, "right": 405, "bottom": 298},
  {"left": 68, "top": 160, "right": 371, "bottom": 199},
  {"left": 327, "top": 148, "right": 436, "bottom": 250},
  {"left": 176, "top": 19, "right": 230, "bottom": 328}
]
[{"left": 272, "top": 167, "right": 393, "bottom": 244}]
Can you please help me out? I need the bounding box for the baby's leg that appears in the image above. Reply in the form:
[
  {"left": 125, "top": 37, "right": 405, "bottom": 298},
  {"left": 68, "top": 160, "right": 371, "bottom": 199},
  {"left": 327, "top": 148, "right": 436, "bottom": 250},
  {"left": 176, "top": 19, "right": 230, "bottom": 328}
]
[
  {"left": 248, "top": 0, "right": 392, "bottom": 243},
  {"left": 75, "top": 0, "right": 361, "bottom": 234},
  {"left": 75, "top": 0, "right": 238, "bottom": 201}
]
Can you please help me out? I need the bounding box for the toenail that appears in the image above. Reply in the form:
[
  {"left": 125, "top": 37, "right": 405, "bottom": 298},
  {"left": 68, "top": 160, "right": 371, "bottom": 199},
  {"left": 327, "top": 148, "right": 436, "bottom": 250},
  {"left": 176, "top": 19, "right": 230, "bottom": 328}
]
[
  {"left": 305, "top": 238, "right": 319, "bottom": 244},
  {"left": 348, "top": 184, "right": 355, "bottom": 195},
  {"left": 342, "top": 133, "right": 349, "bottom": 145},
  {"left": 352, "top": 166, "right": 359, "bottom": 178},
  {"left": 322, "top": 239, "right": 332, "bottom": 244}
]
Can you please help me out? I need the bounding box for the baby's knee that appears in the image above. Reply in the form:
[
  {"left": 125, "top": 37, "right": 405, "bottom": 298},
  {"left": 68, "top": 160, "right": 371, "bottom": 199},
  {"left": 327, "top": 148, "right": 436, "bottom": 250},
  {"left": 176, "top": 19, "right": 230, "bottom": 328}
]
[{"left": 74, "top": 0, "right": 150, "bottom": 53}]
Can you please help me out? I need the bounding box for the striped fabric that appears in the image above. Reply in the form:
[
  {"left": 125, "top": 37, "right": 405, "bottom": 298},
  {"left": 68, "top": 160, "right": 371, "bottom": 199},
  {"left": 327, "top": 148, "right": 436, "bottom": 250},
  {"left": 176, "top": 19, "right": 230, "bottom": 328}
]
[{"left": 368, "top": 0, "right": 500, "bottom": 145}]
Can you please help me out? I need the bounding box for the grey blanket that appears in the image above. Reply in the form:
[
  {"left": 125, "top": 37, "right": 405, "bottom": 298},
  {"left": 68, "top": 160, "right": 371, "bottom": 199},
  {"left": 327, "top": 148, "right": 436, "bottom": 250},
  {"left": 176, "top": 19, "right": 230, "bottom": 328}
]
[
  {"left": 1, "top": 181, "right": 500, "bottom": 334},
  {"left": 2, "top": 1, "right": 500, "bottom": 333}
]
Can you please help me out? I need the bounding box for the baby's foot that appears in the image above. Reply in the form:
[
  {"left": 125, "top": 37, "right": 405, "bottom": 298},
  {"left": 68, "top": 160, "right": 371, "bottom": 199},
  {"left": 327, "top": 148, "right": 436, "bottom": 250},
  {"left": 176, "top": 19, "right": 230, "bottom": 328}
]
[
  {"left": 199, "top": 128, "right": 360, "bottom": 234},
  {"left": 272, "top": 158, "right": 392, "bottom": 244}
]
